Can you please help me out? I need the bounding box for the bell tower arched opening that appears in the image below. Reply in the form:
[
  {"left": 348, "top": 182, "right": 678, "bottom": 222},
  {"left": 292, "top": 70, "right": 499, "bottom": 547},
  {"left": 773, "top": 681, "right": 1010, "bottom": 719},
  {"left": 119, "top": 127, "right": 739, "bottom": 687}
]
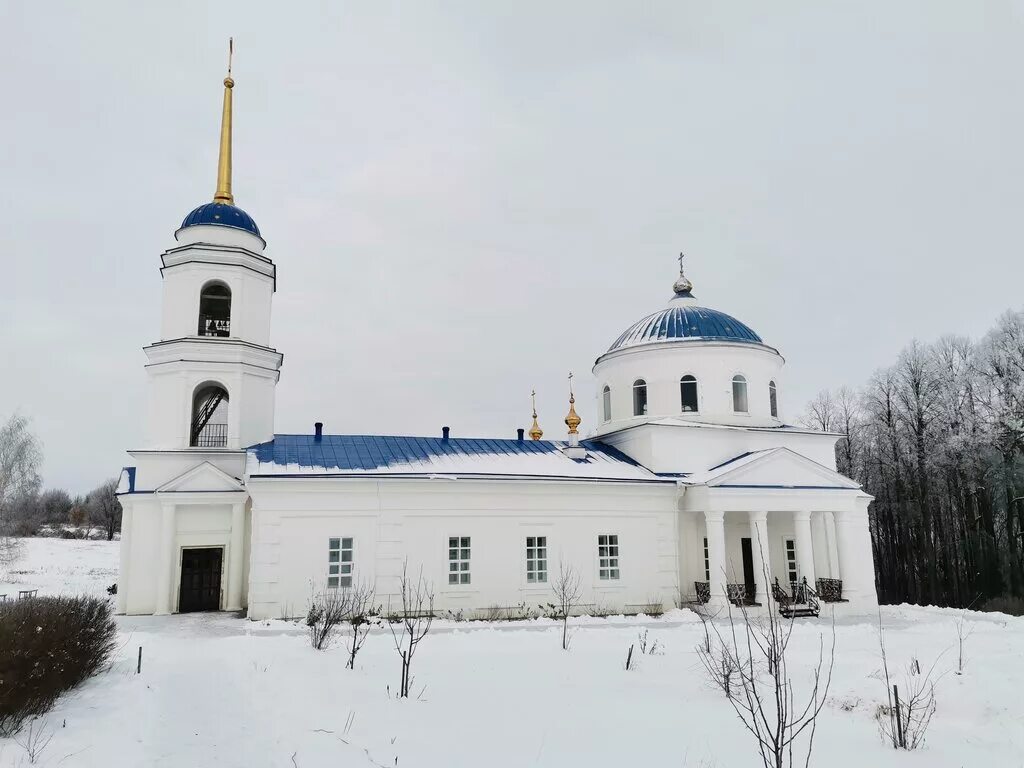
[
  {"left": 198, "top": 281, "right": 231, "bottom": 337},
  {"left": 190, "top": 382, "right": 229, "bottom": 447}
]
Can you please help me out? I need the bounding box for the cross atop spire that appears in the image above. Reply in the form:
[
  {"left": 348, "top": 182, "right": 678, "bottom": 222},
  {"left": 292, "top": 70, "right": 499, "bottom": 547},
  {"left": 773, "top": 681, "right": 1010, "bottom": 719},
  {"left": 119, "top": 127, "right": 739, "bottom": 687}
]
[
  {"left": 564, "top": 372, "right": 581, "bottom": 436},
  {"left": 529, "top": 390, "right": 543, "bottom": 441},
  {"left": 673, "top": 251, "right": 694, "bottom": 295}
]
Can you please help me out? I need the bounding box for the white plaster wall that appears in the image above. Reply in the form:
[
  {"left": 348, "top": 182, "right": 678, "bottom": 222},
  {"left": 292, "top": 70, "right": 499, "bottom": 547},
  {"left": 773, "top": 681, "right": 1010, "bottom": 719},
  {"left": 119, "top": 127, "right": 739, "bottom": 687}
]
[
  {"left": 599, "top": 423, "right": 840, "bottom": 476},
  {"left": 246, "top": 479, "right": 680, "bottom": 620},
  {"left": 174, "top": 223, "right": 265, "bottom": 252},
  {"left": 118, "top": 497, "right": 236, "bottom": 615},
  {"left": 143, "top": 362, "right": 277, "bottom": 450},
  {"left": 593, "top": 341, "right": 785, "bottom": 429},
  {"left": 160, "top": 262, "right": 274, "bottom": 345}
]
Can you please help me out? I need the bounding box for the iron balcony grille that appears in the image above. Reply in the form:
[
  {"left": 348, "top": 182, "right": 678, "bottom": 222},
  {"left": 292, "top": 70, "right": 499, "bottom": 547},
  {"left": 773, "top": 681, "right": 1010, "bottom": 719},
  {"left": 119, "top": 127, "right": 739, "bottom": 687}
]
[
  {"left": 198, "top": 315, "right": 230, "bottom": 338},
  {"left": 194, "top": 423, "right": 228, "bottom": 448}
]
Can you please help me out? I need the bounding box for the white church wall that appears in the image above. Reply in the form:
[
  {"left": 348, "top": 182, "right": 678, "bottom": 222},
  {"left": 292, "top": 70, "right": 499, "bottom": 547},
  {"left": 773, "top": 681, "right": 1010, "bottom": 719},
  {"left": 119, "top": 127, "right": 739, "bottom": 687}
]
[
  {"left": 119, "top": 497, "right": 239, "bottom": 615},
  {"left": 598, "top": 423, "right": 840, "bottom": 476},
  {"left": 245, "top": 478, "right": 680, "bottom": 620},
  {"left": 593, "top": 341, "right": 785, "bottom": 429},
  {"left": 159, "top": 261, "right": 274, "bottom": 346}
]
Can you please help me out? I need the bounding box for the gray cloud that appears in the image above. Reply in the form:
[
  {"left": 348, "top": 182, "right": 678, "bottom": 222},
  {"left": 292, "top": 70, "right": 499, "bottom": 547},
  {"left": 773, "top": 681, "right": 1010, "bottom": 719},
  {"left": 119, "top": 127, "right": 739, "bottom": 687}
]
[{"left": 2, "top": 1, "right": 1022, "bottom": 491}]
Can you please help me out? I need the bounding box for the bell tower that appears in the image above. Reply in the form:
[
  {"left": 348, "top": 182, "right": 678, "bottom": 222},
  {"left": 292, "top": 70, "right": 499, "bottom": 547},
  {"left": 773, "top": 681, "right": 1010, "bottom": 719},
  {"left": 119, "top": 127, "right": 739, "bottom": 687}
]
[{"left": 142, "top": 44, "right": 283, "bottom": 456}]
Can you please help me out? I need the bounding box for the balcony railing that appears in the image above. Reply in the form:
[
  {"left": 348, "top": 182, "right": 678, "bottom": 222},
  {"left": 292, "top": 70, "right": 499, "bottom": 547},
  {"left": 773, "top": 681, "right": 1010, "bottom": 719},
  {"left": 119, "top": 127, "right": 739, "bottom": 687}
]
[
  {"left": 198, "top": 315, "right": 230, "bottom": 338},
  {"left": 193, "top": 423, "right": 228, "bottom": 448}
]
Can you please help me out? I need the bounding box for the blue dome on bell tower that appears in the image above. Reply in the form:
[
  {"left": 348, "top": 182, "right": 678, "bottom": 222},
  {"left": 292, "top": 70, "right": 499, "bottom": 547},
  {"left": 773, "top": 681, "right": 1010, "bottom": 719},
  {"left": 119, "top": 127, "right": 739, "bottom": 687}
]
[{"left": 180, "top": 202, "right": 261, "bottom": 236}]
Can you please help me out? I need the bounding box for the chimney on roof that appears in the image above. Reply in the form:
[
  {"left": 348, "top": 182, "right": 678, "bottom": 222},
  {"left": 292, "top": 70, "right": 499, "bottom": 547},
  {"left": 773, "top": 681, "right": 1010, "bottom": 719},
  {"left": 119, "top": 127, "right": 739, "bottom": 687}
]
[
  {"left": 442, "top": 426, "right": 450, "bottom": 442},
  {"left": 517, "top": 428, "right": 525, "bottom": 442},
  {"left": 314, "top": 422, "right": 323, "bottom": 441}
]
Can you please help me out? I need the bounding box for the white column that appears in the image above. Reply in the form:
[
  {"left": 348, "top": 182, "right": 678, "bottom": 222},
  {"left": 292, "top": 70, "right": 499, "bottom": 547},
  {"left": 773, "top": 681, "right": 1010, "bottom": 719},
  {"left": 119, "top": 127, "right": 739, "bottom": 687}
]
[
  {"left": 810, "top": 512, "right": 829, "bottom": 577},
  {"left": 824, "top": 511, "right": 841, "bottom": 578},
  {"left": 793, "top": 510, "right": 816, "bottom": 588},
  {"left": 704, "top": 510, "right": 727, "bottom": 601},
  {"left": 834, "top": 498, "right": 877, "bottom": 607},
  {"left": 155, "top": 502, "right": 177, "bottom": 615},
  {"left": 116, "top": 504, "right": 133, "bottom": 615},
  {"left": 226, "top": 501, "right": 245, "bottom": 611},
  {"left": 748, "top": 510, "right": 770, "bottom": 605}
]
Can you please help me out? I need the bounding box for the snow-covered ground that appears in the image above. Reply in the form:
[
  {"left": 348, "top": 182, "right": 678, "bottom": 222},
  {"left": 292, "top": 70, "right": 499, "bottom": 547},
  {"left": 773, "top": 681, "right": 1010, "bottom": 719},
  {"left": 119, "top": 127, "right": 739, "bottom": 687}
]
[{"left": 2, "top": 539, "right": 1022, "bottom": 767}]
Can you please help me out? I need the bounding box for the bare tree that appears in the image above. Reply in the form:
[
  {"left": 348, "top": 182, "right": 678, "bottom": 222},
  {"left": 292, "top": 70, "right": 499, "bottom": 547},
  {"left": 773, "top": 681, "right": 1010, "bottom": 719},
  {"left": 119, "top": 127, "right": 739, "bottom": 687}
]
[
  {"left": 387, "top": 563, "right": 434, "bottom": 698},
  {"left": 344, "top": 581, "right": 378, "bottom": 670},
  {"left": 876, "top": 610, "right": 940, "bottom": 750},
  {"left": 0, "top": 413, "right": 42, "bottom": 567},
  {"left": 550, "top": 561, "right": 582, "bottom": 651},
  {"left": 87, "top": 479, "right": 122, "bottom": 541},
  {"left": 697, "top": 555, "right": 834, "bottom": 768}
]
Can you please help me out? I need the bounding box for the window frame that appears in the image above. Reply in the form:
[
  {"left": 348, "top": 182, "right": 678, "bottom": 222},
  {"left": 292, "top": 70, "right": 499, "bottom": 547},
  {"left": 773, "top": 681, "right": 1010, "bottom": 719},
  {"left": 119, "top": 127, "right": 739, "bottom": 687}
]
[
  {"left": 327, "top": 536, "right": 353, "bottom": 589},
  {"left": 632, "top": 379, "right": 648, "bottom": 417},
  {"left": 680, "top": 374, "right": 699, "bottom": 413},
  {"left": 601, "top": 385, "right": 612, "bottom": 423},
  {"left": 525, "top": 535, "right": 548, "bottom": 584},
  {"left": 732, "top": 374, "right": 749, "bottom": 414},
  {"left": 597, "top": 533, "right": 620, "bottom": 581},
  {"left": 783, "top": 536, "right": 798, "bottom": 585},
  {"left": 448, "top": 536, "right": 471, "bottom": 585},
  {"left": 769, "top": 380, "right": 778, "bottom": 418},
  {"left": 702, "top": 536, "right": 710, "bottom": 582}
]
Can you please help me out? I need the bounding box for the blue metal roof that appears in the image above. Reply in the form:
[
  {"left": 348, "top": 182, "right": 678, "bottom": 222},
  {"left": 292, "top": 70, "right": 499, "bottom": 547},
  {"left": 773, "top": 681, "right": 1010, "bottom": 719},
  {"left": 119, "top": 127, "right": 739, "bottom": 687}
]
[
  {"left": 181, "top": 202, "right": 261, "bottom": 236},
  {"left": 248, "top": 434, "right": 656, "bottom": 479},
  {"left": 608, "top": 306, "right": 762, "bottom": 352}
]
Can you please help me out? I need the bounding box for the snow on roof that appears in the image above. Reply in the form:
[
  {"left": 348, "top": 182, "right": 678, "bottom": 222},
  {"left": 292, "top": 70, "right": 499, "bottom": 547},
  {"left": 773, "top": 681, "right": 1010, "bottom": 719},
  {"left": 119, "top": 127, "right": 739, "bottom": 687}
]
[{"left": 246, "top": 434, "right": 667, "bottom": 483}]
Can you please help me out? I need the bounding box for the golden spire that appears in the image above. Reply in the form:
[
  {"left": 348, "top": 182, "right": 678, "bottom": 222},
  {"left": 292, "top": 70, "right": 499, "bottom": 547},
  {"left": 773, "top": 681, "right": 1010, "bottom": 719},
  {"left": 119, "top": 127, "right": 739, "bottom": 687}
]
[
  {"left": 213, "top": 38, "right": 235, "bottom": 205},
  {"left": 529, "top": 390, "right": 544, "bottom": 441},
  {"left": 564, "top": 372, "right": 582, "bottom": 435}
]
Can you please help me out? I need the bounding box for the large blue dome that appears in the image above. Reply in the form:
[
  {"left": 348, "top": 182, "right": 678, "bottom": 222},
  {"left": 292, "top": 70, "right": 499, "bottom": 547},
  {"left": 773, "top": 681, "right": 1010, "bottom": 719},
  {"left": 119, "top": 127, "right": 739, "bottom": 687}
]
[
  {"left": 180, "top": 202, "right": 261, "bottom": 236},
  {"left": 608, "top": 305, "right": 763, "bottom": 352}
]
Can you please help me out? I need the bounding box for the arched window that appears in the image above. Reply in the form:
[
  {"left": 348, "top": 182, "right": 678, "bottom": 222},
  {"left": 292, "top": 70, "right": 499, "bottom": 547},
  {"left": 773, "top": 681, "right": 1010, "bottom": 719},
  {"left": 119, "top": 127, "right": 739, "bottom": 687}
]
[
  {"left": 632, "top": 379, "right": 648, "bottom": 416},
  {"left": 602, "top": 386, "right": 612, "bottom": 422},
  {"left": 769, "top": 380, "right": 778, "bottom": 418},
  {"left": 680, "top": 375, "right": 698, "bottom": 413},
  {"left": 732, "top": 375, "right": 748, "bottom": 413},
  {"left": 198, "top": 282, "right": 231, "bottom": 337},
  {"left": 190, "top": 383, "right": 229, "bottom": 447}
]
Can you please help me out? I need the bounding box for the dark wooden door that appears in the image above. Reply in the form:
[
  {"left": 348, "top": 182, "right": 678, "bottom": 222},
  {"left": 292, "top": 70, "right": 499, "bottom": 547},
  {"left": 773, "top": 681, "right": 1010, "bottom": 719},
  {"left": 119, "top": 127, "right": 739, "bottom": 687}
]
[
  {"left": 740, "top": 537, "right": 756, "bottom": 603},
  {"left": 178, "top": 548, "right": 222, "bottom": 613}
]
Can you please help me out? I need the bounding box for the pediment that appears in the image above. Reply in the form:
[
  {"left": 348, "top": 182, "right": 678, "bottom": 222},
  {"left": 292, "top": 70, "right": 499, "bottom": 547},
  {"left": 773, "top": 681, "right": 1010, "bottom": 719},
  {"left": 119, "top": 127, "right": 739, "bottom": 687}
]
[
  {"left": 703, "top": 448, "right": 860, "bottom": 490},
  {"left": 155, "top": 461, "right": 246, "bottom": 493}
]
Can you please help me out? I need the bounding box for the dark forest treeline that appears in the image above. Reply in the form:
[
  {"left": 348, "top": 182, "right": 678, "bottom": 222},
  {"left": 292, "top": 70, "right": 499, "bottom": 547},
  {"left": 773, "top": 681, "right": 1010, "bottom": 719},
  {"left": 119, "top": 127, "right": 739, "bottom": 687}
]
[{"left": 804, "top": 310, "right": 1024, "bottom": 609}]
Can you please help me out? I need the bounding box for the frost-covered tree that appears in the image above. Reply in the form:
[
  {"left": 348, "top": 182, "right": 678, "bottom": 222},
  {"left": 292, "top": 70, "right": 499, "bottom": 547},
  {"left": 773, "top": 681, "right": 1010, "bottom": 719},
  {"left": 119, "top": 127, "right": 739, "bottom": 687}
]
[{"left": 0, "top": 413, "right": 43, "bottom": 566}]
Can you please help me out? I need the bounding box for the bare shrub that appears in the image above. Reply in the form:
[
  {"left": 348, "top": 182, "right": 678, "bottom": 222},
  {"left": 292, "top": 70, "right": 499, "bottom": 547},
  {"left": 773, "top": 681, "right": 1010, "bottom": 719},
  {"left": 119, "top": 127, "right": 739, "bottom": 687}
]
[
  {"left": 480, "top": 604, "right": 504, "bottom": 622},
  {"left": 641, "top": 597, "right": 664, "bottom": 617},
  {"left": 387, "top": 563, "right": 434, "bottom": 698},
  {"left": 637, "top": 628, "right": 663, "bottom": 655},
  {"left": 13, "top": 718, "right": 53, "bottom": 764},
  {"left": 0, "top": 596, "right": 117, "bottom": 736},
  {"left": 696, "top": 554, "right": 834, "bottom": 768},
  {"left": 306, "top": 585, "right": 351, "bottom": 651},
  {"left": 954, "top": 601, "right": 977, "bottom": 675},
  {"left": 876, "top": 611, "right": 940, "bottom": 749},
  {"left": 344, "top": 583, "right": 378, "bottom": 670},
  {"left": 550, "top": 561, "right": 582, "bottom": 651}
]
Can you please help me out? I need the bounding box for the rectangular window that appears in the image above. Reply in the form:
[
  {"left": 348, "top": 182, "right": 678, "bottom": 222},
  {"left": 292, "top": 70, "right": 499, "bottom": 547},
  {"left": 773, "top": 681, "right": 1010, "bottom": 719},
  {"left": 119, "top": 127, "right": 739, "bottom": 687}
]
[
  {"left": 448, "top": 536, "right": 471, "bottom": 585},
  {"left": 598, "top": 534, "right": 620, "bottom": 580},
  {"left": 784, "top": 537, "right": 798, "bottom": 585},
  {"left": 328, "top": 537, "right": 353, "bottom": 588},
  {"left": 703, "top": 536, "right": 710, "bottom": 582},
  {"left": 526, "top": 536, "right": 548, "bottom": 583}
]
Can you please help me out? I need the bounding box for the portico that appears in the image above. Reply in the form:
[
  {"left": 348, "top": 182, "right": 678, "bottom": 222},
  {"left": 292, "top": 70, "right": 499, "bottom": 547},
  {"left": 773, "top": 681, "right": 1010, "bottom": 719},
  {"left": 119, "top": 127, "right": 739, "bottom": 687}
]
[{"left": 678, "top": 447, "right": 875, "bottom": 612}]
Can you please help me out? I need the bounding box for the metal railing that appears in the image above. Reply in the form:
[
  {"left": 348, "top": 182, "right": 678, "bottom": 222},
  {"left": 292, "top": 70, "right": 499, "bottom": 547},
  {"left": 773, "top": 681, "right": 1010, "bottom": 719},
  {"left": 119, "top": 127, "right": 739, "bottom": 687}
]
[{"left": 193, "top": 423, "right": 228, "bottom": 448}]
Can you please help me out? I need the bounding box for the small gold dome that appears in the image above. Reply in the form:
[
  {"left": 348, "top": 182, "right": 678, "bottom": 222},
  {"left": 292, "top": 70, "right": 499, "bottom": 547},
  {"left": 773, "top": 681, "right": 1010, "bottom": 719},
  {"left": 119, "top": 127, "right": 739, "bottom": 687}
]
[{"left": 565, "top": 393, "right": 581, "bottom": 435}]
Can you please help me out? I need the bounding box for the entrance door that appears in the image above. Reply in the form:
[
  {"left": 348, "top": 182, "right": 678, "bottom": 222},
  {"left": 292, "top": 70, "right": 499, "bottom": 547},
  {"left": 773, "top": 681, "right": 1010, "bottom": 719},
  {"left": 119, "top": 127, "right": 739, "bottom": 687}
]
[
  {"left": 740, "top": 538, "right": 756, "bottom": 603},
  {"left": 178, "top": 548, "right": 223, "bottom": 613}
]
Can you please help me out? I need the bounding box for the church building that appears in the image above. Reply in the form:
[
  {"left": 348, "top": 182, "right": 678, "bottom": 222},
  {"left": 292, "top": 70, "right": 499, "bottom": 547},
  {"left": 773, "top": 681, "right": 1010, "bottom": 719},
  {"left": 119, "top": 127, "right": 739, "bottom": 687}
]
[{"left": 115, "top": 62, "right": 878, "bottom": 620}]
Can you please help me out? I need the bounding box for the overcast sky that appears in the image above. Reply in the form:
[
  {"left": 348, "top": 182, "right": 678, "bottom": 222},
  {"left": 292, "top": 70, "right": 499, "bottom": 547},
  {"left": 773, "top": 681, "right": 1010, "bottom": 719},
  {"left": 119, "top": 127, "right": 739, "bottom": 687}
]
[{"left": 2, "top": 2, "right": 1023, "bottom": 492}]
